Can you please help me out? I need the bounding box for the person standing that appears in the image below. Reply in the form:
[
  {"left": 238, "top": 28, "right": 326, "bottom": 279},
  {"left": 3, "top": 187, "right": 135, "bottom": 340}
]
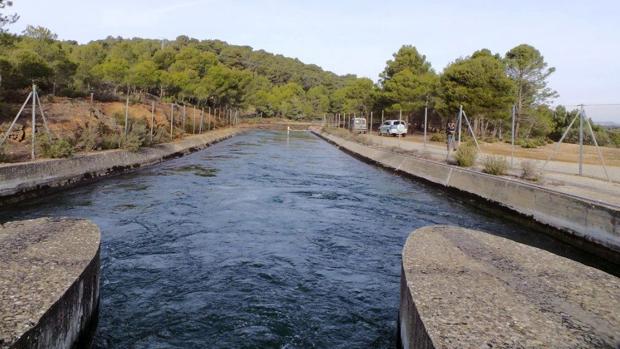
[{"left": 446, "top": 120, "right": 457, "bottom": 152}]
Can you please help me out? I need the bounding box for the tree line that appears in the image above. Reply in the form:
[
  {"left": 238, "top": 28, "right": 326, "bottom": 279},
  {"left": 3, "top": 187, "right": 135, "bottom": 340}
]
[{"left": 0, "top": 14, "right": 617, "bottom": 146}]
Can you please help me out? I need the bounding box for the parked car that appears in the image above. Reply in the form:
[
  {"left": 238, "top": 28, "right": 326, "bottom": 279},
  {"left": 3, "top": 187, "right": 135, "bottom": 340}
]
[
  {"left": 349, "top": 117, "right": 368, "bottom": 134},
  {"left": 378, "top": 120, "right": 408, "bottom": 136}
]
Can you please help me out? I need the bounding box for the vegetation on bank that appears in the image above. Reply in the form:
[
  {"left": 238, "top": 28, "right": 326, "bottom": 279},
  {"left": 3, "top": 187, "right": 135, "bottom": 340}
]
[{"left": 1, "top": 2, "right": 618, "bottom": 154}]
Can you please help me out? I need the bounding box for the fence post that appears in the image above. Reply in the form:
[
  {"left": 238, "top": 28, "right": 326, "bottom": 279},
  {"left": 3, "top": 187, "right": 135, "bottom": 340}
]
[
  {"left": 424, "top": 100, "right": 428, "bottom": 146},
  {"left": 31, "top": 84, "right": 37, "bottom": 160},
  {"left": 170, "top": 103, "right": 174, "bottom": 140},
  {"left": 579, "top": 105, "right": 584, "bottom": 176},
  {"left": 150, "top": 101, "right": 155, "bottom": 140}
]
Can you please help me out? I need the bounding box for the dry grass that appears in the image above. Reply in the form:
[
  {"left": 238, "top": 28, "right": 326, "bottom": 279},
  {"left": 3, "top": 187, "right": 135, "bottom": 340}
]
[{"left": 390, "top": 133, "right": 620, "bottom": 167}]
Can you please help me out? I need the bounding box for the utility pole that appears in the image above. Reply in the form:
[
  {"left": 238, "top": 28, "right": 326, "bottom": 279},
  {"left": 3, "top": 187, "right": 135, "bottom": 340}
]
[{"left": 369, "top": 111, "right": 373, "bottom": 134}]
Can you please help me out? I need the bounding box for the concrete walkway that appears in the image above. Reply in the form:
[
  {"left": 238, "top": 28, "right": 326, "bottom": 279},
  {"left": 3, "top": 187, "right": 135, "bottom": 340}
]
[{"left": 361, "top": 133, "right": 620, "bottom": 207}]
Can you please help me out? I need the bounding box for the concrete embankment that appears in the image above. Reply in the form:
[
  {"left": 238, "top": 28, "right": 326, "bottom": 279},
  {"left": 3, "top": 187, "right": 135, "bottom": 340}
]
[
  {"left": 0, "top": 128, "right": 238, "bottom": 206},
  {"left": 0, "top": 218, "right": 101, "bottom": 349},
  {"left": 313, "top": 130, "right": 620, "bottom": 264},
  {"left": 399, "top": 226, "right": 620, "bottom": 348}
]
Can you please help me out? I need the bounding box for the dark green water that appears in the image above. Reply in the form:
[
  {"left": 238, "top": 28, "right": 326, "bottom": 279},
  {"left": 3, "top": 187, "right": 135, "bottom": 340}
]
[{"left": 0, "top": 131, "right": 602, "bottom": 348}]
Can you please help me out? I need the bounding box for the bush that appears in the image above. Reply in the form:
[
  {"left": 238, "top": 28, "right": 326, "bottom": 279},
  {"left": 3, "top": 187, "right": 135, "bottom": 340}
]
[
  {"left": 77, "top": 124, "right": 99, "bottom": 151},
  {"left": 145, "top": 125, "right": 167, "bottom": 146},
  {"left": 101, "top": 133, "right": 121, "bottom": 150},
  {"left": 112, "top": 111, "right": 126, "bottom": 126},
  {"left": 455, "top": 143, "right": 478, "bottom": 167},
  {"left": 519, "top": 138, "right": 547, "bottom": 149},
  {"left": 430, "top": 133, "right": 446, "bottom": 142},
  {"left": 482, "top": 156, "right": 508, "bottom": 175},
  {"left": 0, "top": 144, "right": 7, "bottom": 162},
  {"left": 39, "top": 137, "right": 74, "bottom": 158},
  {"left": 521, "top": 160, "right": 541, "bottom": 182},
  {"left": 122, "top": 122, "right": 147, "bottom": 152}
]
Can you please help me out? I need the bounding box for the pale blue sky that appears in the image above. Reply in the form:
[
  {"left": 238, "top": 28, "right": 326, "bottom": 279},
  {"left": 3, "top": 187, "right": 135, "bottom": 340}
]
[{"left": 9, "top": 0, "right": 620, "bottom": 121}]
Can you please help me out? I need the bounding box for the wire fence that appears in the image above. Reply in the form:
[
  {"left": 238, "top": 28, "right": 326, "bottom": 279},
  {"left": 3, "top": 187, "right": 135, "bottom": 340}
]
[{"left": 324, "top": 104, "right": 620, "bottom": 184}]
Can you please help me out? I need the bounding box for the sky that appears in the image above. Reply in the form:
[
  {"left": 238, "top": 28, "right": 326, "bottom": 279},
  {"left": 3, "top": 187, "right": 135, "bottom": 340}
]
[{"left": 8, "top": 0, "right": 620, "bottom": 121}]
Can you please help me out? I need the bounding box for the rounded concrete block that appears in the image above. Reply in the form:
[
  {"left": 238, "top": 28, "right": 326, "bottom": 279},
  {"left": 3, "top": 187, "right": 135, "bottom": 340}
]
[
  {"left": 0, "top": 218, "right": 101, "bottom": 349},
  {"left": 400, "top": 225, "right": 620, "bottom": 348}
]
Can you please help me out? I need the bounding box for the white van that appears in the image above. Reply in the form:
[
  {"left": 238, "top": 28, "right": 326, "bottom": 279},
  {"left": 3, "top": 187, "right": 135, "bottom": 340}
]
[
  {"left": 349, "top": 117, "right": 368, "bottom": 134},
  {"left": 378, "top": 120, "right": 408, "bottom": 136}
]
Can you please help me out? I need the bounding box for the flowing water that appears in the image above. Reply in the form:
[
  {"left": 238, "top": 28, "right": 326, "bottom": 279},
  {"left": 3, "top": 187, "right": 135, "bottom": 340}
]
[{"left": 0, "top": 131, "right": 603, "bottom": 348}]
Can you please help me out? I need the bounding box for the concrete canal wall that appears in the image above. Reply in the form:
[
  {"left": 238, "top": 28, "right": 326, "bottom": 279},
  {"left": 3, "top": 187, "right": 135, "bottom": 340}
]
[
  {"left": 0, "top": 128, "right": 238, "bottom": 206},
  {"left": 399, "top": 226, "right": 620, "bottom": 348},
  {"left": 314, "top": 130, "right": 620, "bottom": 264},
  {"left": 0, "top": 218, "right": 101, "bottom": 349}
]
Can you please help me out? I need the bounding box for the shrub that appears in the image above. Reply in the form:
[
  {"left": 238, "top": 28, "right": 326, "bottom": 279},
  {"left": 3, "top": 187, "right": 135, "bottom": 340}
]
[
  {"left": 430, "top": 133, "right": 446, "bottom": 142},
  {"left": 455, "top": 143, "right": 478, "bottom": 167},
  {"left": 0, "top": 144, "right": 7, "bottom": 162},
  {"left": 77, "top": 124, "right": 99, "bottom": 151},
  {"left": 122, "top": 122, "right": 147, "bottom": 152},
  {"left": 151, "top": 125, "right": 168, "bottom": 145},
  {"left": 521, "top": 160, "right": 541, "bottom": 182},
  {"left": 482, "top": 156, "right": 508, "bottom": 175},
  {"left": 101, "top": 133, "right": 121, "bottom": 150},
  {"left": 39, "top": 137, "right": 74, "bottom": 158},
  {"left": 112, "top": 111, "right": 126, "bottom": 126},
  {"left": 519, "top": 138, "right": 547, "bottom": 149}
]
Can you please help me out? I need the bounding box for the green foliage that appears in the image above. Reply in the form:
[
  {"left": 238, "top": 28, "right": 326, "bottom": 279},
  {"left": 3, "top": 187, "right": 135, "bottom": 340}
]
[
  {"left": 0, "top": 24, "right": 591, "bottom": 148},
  {"left": 39, "top": 137, "right": 74, "bottom": 158},
  {"left": 455, "top": 143, "right": 478, "bottom": 167},
  {"left": 505, "top": 44, "right": 557, "bottom": 139},
  {"left": 382, "top": 69, "right": 437, "bottom": 112},
  {"left": 439, "top": 49, "right": 515, "bottom": 121},
  {"left": 101, "top": 133, "right": 121, "bottom": 150},
  {"left": 430, "top": 133, "right": 446, "bottom": 142},
  {"left": 482, "top": 156, "right": 508, "bottom": 175},
  {"left": 380, "top": 45, "right": 432, "bottom": 83},
  {"left": 122, "top": 122, "right": 147, "bottom": 152},
  {"left": 519, "top": 138, "right": 546, "bottom": 148},
  {"left": 0, "top": 143, "right": 7, "bottom": 162}
]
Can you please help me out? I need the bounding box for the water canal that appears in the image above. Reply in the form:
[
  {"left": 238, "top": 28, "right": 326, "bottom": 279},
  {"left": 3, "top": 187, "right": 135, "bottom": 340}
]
[{"left": 0, "top": 131, "right": 604, "bottom": 348}]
